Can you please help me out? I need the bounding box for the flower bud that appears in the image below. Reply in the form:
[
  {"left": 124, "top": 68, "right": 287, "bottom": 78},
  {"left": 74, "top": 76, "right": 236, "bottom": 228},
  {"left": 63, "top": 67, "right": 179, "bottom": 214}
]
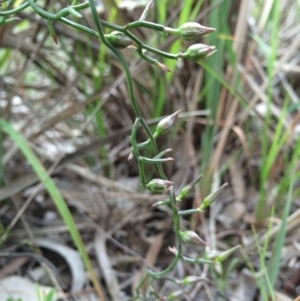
[
  {"left": 179, "top": 44, "right": 217, "bottom": 61},
  {"left": 105, "top": 31, "right": 133, "bottom": 49},
  {"left": 177, "top": 174, "right": 202, "bottom": 200},
  {"left": 176, "top": 275, "right": 205, "bottom": 285},
  {"left": 154, "top": 110, "right": 181, "bottom": 137},
  {"left": 146, "top": 178, "right": 174, "bottom": 194},
  {"left": 179, "top": 230, "right": 208, "bottom": 246},
  {"left": 203, "top": 245, "right": 240, "bottom": 263},
  {"left": 198, "top": 183, "right": 228, "bottom": 211},
  {"left": 176, "top": 22, "right": 215, "bottom": 41}
]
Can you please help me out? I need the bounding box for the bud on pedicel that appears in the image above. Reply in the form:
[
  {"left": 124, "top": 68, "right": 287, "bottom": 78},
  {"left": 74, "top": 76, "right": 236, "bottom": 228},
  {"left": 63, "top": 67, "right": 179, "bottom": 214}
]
[
  {"left": 179, "top": 44, "right": 217, "bottom": 61},
  {"left": 146, "top": 178, "right": 174, "bottom": 194},
  {"left": 203, "top": 245, "right": 240, "bottom": 263},
  {"left": 177, "top": 174, "right": 203, "bottom": 200},
  {"left": 198, "top": 183, "right": 228, "bottom": 211},
  {"left": 154, "top": 110, "right": 181, "bottom": 137},
  {"left": 179, "top": 230, "right": 208, "bottom": 246},
  {"left": 105, "top": 31, "right": 133, "bottom": 49},
  {"left": 176, "top": 22, "right": 215, "bottom": 41},
  {"left": 176, "top": 275, "right": 205, "bottom": 285}
]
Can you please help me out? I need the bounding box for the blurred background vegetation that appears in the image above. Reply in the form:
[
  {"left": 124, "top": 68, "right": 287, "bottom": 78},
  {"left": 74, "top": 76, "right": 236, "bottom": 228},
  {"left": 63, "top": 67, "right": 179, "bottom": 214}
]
[{"left": 1, "top": 0, "right": 300, "bottom": 300}]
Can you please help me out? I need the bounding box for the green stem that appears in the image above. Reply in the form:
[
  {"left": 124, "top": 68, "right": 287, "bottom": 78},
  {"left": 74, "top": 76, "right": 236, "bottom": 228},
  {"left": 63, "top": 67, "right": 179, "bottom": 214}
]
[
  {"left": 55, "top": 1, "right": 89, "bottom": 19},
  {"left": 146, "top": 187, "right": 182, "bottom": 278},
  {"left": 125, "top": 20, "right": 165, "bottom": 31},
  {"left": 60, "top": 17, "right": 98, "bottom": 37},
  {"left": 27, "top": 0, "right": 56, "bottom": 20},
  {"left": 0, "top": 0, "right": 37, "bottom": 16},
  {"left": 88, "top": 0, "right": 167, "bottom": 180},
  {"left": 124, "top": 29, "right": 180, "bottom": 59},
  {"left": 182, "top": 256, "right": 212, "bottom": 265},
  {"left": 154, "top": 148, "right": 172, "bottom": 159},
  {"left": 24, "top": 1, "right": 180, "bottom": 61},
  {"left": 130, "top": 119, "right": 146, "bottom": 187}
]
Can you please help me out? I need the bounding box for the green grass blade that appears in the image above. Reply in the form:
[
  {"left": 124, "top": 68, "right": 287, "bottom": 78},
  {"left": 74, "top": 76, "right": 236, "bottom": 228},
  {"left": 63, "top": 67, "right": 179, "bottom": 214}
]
[
  {"left": 267, "top": 138, "right": 300, "bottom": 289},
  {"left": 0, "top": 118, "right": 104, "bottom": 299},
  {"left": 200, "top": 0, "right": 231, "bottom": 174}
]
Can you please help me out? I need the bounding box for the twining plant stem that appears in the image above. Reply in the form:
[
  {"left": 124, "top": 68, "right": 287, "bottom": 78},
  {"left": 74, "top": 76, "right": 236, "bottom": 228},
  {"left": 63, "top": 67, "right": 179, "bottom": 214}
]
[
  {"left": 130, "top": 118, "right": 146, "bottom": 186},
  {"left": 87, "top": 0, "right": 167, "bottom": 180},
  {"left": 1, "top": 1, "right": 222, "bottom": 299},
  {"left": 147, "top": 187, "right": 182, "bottom": 278},
  {"left": 1, "top": 1, "right": 180, "bottom": 60}
]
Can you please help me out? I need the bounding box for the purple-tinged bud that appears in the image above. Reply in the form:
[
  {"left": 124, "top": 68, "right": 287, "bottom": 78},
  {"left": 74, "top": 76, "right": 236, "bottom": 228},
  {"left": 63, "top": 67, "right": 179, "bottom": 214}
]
[
  {"left": 179, "top": 44, "right": 217, "bottom": 61},
  {"left": 176, "top": 22, "right": 215, "bottom": 41},
  {"left": 146, "top": 178, "right": 174, "bottom": 194},
  {"left": 154, "top": 110, "right": 181, "bottom": 137},
  {"left": 179, "top": 230, "right": 208, "bottom": 246},
  {"left": 105, "top": 31, "right": 133, "bottom": 49},
  {"left": 198, "top": 183, "right": 228, "bottom": 211}
]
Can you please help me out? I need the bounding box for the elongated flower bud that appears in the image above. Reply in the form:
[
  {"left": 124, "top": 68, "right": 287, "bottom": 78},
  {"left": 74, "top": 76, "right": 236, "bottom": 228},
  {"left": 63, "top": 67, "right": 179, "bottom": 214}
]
[
  {"left": 176, "top": 275, "right": 205, "bottom": 285},
  {"left": 179, "top": 44, "right": 216, "bottom": 61},
  {"left": 203, "top": 245, "right": 240, "bottom": 263},
  {"left": 198, "top": 183, "right": 228, "bottom": 211},
  {"left": 179, "top": 230, "right": 208, "bottom": 246},
  {"left": 154, "top": 110, "right": 181, "bottom": 137},
  {"left": 176, "top": 22, "right": 215, "bottom": 41},
  {"left": 177, "top": 174, "right": 202, "bottom": 200},
  {"left": 147, "top": 179, "right": 174, "bottom": 194},
  {"left": 105, "top": 31, "right": 133, "bottom": 48}
]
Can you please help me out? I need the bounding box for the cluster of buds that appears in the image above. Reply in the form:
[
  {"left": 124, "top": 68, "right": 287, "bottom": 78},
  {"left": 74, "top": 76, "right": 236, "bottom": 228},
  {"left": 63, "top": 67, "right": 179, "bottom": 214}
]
[
  {"left": 165, "top": 22, "right": 217, "bottom": 61},
  {"left": 103, "top": 22, "right": 216, "bottom": 71}
]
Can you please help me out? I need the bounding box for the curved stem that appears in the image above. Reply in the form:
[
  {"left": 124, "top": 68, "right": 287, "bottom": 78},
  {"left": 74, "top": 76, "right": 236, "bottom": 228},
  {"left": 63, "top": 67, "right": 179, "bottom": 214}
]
[
  {"left": 55, "top": 1, "right": 89, "bottom": 19},
  {"left": 146, "top": 187, "right": 182, "bottom": 278},
  {"left": 27, "top": 0, "right": 56, "bottom": 20},
  {"left": 125, "top": 20, "right": 165, "bottom": 31},
  {"left": 124, "top": 29, "right": 180, "bottom": 60},
  {"left": 60, "top": 17, "right": 98, "bottom": 37},
  {"left": 130, "top": 118, "right": 146, "bottom": 187},
  {"left": 0, "top": 0, "right": 37, "bottom": 16},
  {"left": 88, "top": 0, "right": 166, "bottom": 180}
]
